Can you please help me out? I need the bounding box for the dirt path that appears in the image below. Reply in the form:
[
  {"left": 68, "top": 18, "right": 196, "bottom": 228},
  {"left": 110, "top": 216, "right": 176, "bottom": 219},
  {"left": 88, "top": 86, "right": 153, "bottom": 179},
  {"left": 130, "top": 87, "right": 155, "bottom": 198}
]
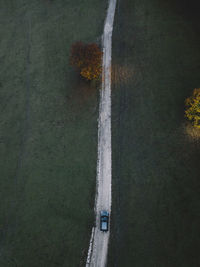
[{"left": 86, "top": 0, "right": 117, "bottom": 266}]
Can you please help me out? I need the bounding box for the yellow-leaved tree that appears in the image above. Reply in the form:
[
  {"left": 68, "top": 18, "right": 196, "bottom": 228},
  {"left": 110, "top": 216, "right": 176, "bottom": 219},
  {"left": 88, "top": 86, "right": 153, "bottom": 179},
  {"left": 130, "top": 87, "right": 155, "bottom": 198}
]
[
  {"left": 185, "top": 88, "right": 200, "bottom": 128},
  {"left": 70, "top": 42, "right": 102, "bottom": 81}
]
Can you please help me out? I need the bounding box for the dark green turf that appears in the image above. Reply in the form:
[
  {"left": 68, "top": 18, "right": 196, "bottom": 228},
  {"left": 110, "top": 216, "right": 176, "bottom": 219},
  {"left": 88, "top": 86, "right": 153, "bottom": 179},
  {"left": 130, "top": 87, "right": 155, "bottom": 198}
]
[
  {"left": 0, "top": 0, "right": 106, "bottom": 266},
  {"left": 109, "top": 0, "right": 200, "bottom": 266}
]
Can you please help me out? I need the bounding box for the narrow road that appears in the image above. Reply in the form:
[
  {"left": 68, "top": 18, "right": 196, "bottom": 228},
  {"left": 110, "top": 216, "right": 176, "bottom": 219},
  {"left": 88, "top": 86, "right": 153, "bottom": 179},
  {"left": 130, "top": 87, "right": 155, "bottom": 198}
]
[{"left": 86, "top": 0, "right": 117, "bottom": 266}]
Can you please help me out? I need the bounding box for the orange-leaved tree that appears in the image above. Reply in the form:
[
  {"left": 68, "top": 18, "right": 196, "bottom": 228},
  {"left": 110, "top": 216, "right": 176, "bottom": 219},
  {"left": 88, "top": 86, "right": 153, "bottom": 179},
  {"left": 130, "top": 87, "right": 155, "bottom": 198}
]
[
  {"left": 70, "top": 42, "right": 102, "bottom": 81},
  {"left": 185, "top": 88, "right": 200, "bottom": 128}
]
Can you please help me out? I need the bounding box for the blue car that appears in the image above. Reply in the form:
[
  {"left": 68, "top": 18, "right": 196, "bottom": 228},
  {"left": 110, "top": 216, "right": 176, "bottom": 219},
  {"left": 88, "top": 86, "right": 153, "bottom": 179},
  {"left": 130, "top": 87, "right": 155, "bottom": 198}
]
[{"left": 100, "top": 211, "right": 109, "bottom": 232}]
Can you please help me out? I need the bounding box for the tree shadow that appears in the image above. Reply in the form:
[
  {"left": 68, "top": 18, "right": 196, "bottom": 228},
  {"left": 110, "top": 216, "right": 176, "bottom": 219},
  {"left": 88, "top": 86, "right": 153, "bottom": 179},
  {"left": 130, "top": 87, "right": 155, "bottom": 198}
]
[{"left": 67, "top": 71, "right": 99, "bottom": 114}]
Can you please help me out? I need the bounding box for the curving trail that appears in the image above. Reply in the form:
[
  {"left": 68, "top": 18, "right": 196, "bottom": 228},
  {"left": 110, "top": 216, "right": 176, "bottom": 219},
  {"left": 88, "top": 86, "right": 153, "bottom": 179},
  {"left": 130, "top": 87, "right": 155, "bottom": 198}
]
[{"left": 86, "top": 0, "right": 117, "bottom": 266}]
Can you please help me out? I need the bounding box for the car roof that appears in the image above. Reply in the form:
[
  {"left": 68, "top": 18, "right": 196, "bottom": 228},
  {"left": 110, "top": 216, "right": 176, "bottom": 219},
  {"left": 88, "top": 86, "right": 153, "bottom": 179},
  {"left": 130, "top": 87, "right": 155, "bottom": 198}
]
[{"left": 101, "top": 221, "right": 108, "bottom": 230}]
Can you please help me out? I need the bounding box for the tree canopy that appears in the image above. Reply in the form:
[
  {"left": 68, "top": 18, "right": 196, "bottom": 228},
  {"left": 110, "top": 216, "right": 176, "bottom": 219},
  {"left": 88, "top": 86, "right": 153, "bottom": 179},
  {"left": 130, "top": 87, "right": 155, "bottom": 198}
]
[
  {"left": 70, "top": 42, "right": 102, "bottom": 81},
  {"left": 185, "top": 88, "right": 200, "bottom": 128}
]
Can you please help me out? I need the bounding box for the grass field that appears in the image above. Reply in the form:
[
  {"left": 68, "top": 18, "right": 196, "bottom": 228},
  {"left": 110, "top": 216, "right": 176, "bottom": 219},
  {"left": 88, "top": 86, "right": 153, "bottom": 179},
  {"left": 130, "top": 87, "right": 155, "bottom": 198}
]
[
  {"left": 109, "top": 0, "right": 200, "bottom": 266},
  {"left": 0, "top": 0, "right": 107, "bottom": 266}
]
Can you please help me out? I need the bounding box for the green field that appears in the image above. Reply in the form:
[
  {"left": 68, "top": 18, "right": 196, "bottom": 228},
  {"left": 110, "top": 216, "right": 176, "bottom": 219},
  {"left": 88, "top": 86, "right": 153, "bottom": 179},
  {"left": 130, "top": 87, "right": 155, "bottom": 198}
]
[
  {"left": 109, "top": 0, "right": 200, "bottom": 266},
  {"left": 0, "top": 0, "right": 106, "bottom": 266}
]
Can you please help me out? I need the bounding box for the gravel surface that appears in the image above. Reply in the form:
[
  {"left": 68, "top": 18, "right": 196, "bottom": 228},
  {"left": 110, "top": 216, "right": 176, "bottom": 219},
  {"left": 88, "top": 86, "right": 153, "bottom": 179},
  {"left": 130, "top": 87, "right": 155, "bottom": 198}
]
[{"left": 86, "top": 0, "right": 117, "bottom": 266}]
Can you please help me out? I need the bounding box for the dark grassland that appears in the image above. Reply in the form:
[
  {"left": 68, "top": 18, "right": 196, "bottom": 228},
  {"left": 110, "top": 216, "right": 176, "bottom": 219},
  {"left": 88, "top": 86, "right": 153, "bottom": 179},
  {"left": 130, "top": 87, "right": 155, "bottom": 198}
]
[
  {"left": 109, "top": 0, "right": 200, "bottom": 266},
  {"left": 0, "top": 0, "right": 106, "bottom": 266}
]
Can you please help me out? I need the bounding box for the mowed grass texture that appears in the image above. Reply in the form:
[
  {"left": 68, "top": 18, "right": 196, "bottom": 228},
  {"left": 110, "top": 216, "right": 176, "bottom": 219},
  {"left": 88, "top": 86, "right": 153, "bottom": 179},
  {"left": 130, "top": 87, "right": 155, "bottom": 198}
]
[
  {"left": 0, "top": 0, "right": 107, "bottom": 266},
  {"left": 109, "top": 0, "right": 200, "bottom": 266}
]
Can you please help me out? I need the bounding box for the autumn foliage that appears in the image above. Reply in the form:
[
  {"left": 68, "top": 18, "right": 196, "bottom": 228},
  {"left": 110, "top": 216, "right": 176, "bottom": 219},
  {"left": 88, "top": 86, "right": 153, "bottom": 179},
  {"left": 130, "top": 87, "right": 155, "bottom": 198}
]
[
  {"left": 70, "top": 42, "right": 102, "bottom": 81},
  {"left": 185, "top": 88, "right": 200, "bottom": 128}
]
